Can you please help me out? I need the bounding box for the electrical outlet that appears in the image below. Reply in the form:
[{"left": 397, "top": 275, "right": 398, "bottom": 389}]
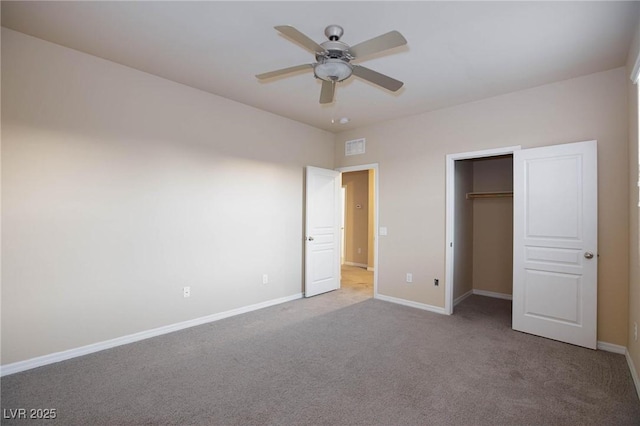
[
  {"left": 635, "top": 322, "right": 638, "bottom": 342},
  {"left": 183, "top": 286, "right": 191, "bottom": 298},
  {"left": 434, "top": 278, "right": 439, "bottom": 287},
  {"left": 262, "top": 274, "right": 269, "bottom": 285},
  {"left": 406, "top": 273, "right": 413, "bottom": 283}
]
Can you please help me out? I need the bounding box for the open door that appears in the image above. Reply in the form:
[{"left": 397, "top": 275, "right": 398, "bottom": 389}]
[
  {"left": 513, "top": 140, "right": 597, "bottom": 349},
  {"left": 305, "top": 166, "right": 341, "bottom": 297}
]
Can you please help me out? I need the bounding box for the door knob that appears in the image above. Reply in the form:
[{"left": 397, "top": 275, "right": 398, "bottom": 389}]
[
  {"left": 584, "top": 251, "right": 594, "bottom": 259},
  {"left": 307, "top": 236, "right": 314, "bottom": 241}
]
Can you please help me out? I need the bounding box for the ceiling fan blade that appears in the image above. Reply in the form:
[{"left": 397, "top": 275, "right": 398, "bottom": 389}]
[
  {"left": 256, "top": 64, "right": 313, "bottom": 80},
  {"left": 352, "top": 65, "right": 404, "bottom": 92},
  {"left": 319, "top": 80, "right": 335, "bottom": 104},
  {"left": 348, "top": 30, "right": 407, "bottom": 59},
  {"left": 275, "top": 25, "right": 327, "bottom": 55}
]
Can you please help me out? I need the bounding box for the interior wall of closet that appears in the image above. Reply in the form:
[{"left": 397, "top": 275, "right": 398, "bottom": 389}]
[{"left": 453, "top": 155, "right": 514, "bottom": 303}]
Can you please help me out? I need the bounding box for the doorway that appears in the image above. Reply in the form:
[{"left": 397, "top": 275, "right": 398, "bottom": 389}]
[
  {"left": 444, "top": 146, "right": 520, "bottom": 315},
  {"left": 337, "top": 164, "right": 379, "bottom": 298},
  {"left": 450, "top": 154, "right": 514, "bottom": 312}
]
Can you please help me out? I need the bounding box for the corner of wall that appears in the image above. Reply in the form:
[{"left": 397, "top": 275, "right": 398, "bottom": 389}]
[{"left": 626, "top": 9, "right": 640, "bottom": 401}]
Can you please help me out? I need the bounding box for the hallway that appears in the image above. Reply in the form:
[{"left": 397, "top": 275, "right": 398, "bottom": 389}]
[{"left": 340, "top": 265, "right": 373, "bottom": 299}]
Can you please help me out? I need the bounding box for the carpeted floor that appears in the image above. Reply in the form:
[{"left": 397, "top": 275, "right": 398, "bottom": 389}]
[{"left": 2, "top": 270, "right": 639, "bottom": 425}]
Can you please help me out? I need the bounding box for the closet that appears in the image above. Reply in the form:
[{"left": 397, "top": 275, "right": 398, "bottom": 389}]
[{"left": 453, "top": 155, "right": 514, "bottom": 307}]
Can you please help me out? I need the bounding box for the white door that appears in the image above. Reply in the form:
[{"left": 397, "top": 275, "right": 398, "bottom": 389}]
[
  {"left": 305, "top": 166, "right": 341, "bottom": 297},
  {"left": 513, "top": 140, "right": 597, "bottom": 349}
]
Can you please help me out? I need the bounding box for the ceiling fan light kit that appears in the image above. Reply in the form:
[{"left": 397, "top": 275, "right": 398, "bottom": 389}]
[
  {"left": 256, "top": 24, "right": 407, "bottom": 104},
  {"left": 314, "top": 59, "right": 353, "bottom": 82}
]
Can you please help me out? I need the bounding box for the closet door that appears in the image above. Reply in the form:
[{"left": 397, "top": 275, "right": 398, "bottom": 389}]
[{"left": 512, "top": 140, "right": 597, "bottom": 349}]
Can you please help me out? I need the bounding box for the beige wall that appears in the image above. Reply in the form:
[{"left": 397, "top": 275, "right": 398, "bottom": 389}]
[
  {"left": 627, "top": 16, "right": 640, "bottom": 388},
  {"left": 336, "top": 67, "right": 629, "bottom": 345},
  {"left": 1, "top": 29, "right": 335, "bottom": 365},
  {"left": 342, "top": 170, "right": 369, "bottom": 266},
  {"left": 472, "top": 156, "right": 513, "bottom": 296},
  {"left": 453, "top": 160, "right": 473, "bottom": 300}
]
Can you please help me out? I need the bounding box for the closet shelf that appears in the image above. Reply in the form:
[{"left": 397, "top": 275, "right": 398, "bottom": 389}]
[{"left": 466, "top": 191, "right": 513, "bottom": 200}]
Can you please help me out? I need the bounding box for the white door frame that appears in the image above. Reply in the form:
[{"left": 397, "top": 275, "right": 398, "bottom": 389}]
[
  {"left": 336, "top": 163, "right": 379, "bottom": 298},
  {"left": 444, "top": 146, "right": 521, "bottom": 315}
]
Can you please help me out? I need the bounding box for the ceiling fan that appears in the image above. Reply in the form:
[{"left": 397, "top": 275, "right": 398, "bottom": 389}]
[{"left": 256, "top": 25, "right": 407, "bottom": 104}]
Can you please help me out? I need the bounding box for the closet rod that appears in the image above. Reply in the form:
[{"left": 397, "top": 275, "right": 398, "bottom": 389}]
[{"left": 466, "top": 191, "right": 513, "bottom": 199}]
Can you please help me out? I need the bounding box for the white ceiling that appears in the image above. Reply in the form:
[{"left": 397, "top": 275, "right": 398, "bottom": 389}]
[{"left": 2, "top": 1, "right": 638, "bottom": 133}]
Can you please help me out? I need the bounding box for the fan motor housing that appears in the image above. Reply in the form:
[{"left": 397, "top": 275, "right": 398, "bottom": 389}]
[{"left": 317, "top": 41, "right": 352, "bottom": 61}]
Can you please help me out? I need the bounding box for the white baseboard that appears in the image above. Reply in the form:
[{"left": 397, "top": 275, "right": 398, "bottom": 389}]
[
  {"left": 376, "top": 293, "right": 446, "bottom": 315},
  {"left": 454, "top": 290, "right": 473, "bottom": 306},
  {"left": 344, "top": 261, "right": 368, "bottom": 268},
  {"left": 472, "top": 289, "right": 513, "bottom": 300},
  {"left": 596, "top": 342, "right": 639, "bottom": 401},
  {"left": 454, "top": 289, "right": 512, "bottom": 303},
  {"left": 626, "top": 349, "right": 640, "bottom": 401},
  {"left": 597, "top": 341, "right": 626, "bottom": 354},
  {"left": 1, "top": 293, "right": 302, "bottom": 377}
]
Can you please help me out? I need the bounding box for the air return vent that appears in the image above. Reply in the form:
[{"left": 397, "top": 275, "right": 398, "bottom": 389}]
[{"left": 345, "top": 138, "right": 366, "bottom": 156}]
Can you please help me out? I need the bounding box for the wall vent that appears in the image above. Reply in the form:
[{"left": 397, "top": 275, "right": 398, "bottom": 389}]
[{"left": 345, "top": 138, "right": 366, "bottom": 156}]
